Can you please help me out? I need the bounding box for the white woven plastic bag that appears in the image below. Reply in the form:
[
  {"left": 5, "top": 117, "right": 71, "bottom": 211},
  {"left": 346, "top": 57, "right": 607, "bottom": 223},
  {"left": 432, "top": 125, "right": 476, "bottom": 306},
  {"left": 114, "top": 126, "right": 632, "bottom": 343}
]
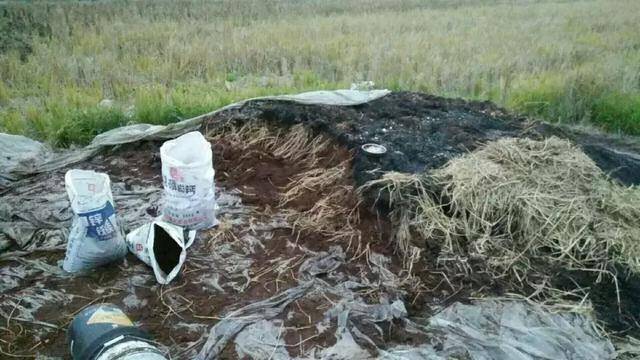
[
  {"left": 63, "top": 169, "right": 127, "bottom": 272},
  {"left": 160, "top": 131, "right": 217, "bottom": 230},
  {"left": 125, "top": 220, "right": 196, "bottom": 284}
]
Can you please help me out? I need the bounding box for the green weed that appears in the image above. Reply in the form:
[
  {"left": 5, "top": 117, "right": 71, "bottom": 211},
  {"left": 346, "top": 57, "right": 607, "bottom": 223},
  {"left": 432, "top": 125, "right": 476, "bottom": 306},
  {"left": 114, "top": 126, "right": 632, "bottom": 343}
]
[
  {"left": 56, "top": 108, "right": 129, "bottom": 147},
  {"left": 592, "top": 92, "right": 640, "bottom": 135}
]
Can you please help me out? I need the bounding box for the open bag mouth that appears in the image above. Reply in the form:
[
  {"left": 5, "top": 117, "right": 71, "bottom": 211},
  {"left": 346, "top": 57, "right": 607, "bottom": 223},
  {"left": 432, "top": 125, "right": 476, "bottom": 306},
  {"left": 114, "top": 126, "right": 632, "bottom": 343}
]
[{"left": 152, "top": 224, "right": 182, "bottom": 276}]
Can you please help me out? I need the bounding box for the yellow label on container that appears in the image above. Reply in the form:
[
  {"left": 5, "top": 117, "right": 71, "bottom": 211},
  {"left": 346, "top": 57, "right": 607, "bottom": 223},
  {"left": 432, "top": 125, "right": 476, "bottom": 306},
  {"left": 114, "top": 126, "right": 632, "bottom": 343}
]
[{"left": 86, "top": 308, "right": 133, "bottom": 326}]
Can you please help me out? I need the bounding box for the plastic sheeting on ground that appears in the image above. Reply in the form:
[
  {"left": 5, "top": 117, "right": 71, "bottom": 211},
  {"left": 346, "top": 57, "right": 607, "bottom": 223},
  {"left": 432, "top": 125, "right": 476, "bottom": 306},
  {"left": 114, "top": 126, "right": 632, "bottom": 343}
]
[
  {"left": 193, "top": 248, "right": 616, "bottom": 360},
  {"left": 0, "top": 90, "right": 389, "bottom": 253},
  {"left": 0, "top": 89, "right": 626, "bottom": 359},
  {"left": 380, "top": 300, "right": 615, "bottom": 360}
]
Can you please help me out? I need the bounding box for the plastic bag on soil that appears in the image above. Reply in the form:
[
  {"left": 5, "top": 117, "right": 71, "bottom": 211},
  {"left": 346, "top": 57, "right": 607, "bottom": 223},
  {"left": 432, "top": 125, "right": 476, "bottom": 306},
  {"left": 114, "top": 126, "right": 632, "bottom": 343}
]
[
  {"left": 160, "top": 131, "right": 217, "bottom": 230},
  {"left": 125, "top": 219, "right": 196, "bottom": 284},
  {"left": 62, "top": 169, "right": 127, "bottom": 272},
  {"left": 195, "top": 272, "right": 614, "bottom": 360},
  {"left": 222, "top": 297, "right": 614, "bottom": 360},
  {"left": 196, "top": 283, "right": 312, "bottom": 360},
  {"left": 235, "top": 320, "right": 289, "bottom": 360}
]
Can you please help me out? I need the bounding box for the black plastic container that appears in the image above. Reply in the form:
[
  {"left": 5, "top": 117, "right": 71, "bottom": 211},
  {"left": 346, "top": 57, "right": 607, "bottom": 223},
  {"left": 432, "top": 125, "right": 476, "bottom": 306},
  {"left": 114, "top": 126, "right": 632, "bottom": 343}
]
[{"left": 68, "top": 303, "right": 166, "bottom": 360}]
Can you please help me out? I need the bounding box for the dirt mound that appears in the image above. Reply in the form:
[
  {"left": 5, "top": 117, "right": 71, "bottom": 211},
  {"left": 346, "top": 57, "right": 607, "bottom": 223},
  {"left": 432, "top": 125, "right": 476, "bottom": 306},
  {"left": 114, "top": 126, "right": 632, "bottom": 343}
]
[
  {"left": 2, "top": 91, "right": 640, "bottom": 358},
  {"left": 207, "top": 91, "right": 640, "bottom": 188},
  {"left": 201, "top": 92, "right": 640, "bottom": 337},
  {"left": 0, "top": 123, "right": 412, "bottom": 358}
]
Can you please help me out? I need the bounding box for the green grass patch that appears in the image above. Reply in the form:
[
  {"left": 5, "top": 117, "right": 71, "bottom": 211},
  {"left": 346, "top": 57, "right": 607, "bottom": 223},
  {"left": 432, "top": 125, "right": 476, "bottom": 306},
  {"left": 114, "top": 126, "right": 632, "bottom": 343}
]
[
  {"left": 3, "top": 77, "right": 640, "bottom": 146},
  {"left": 592, "top": 92, "right": 640, "bottom": 135},
  {"left": 508, "top": 73, "right": 579, "bottom": 123},
  {"left": 56, "top": 108, "right": 130, "bottom": 147},
  {"left": 0, "top": 80, "right": 354, "bottom": 146},
  {"left": 508, "top": 72, "right": 640, "bottom": 135}
]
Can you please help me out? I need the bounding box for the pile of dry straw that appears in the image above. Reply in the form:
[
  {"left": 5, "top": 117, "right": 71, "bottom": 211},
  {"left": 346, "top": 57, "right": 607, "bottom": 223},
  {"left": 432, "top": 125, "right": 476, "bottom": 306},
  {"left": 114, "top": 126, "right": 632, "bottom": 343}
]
[{"left": 365, "top": 137, "right": 640, "bottom": 301}]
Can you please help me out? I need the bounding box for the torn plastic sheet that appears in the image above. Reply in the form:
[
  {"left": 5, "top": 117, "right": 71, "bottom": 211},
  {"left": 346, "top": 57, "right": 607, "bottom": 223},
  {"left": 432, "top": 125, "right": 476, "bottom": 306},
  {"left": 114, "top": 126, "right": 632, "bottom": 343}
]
[
  {"left": 380, "top": 300, "right": 615, "bottom": 360},
  {"left": 0, "top": 172, "right": 162, "bottom": 252},
  {"left": 298, "top": 245, "right": 345, "bottom": 281},
  {"left": 195, "top": 282, "right": 313, "bottom": 360},
  {"left": 207, "top": 297, "right": 615, "bottom": 360},
  {"left": 0, "top": 286, "right": 72, "bottom": 338},
  {"left": 0, "top": 89, "right": 390, "bottom": 190},
  {"left": 235, "top": 320, "right": 289, "bottom": 360},
  {"left": 319, "top": 310, "right": 373, "bottom": 360},
  {"left": 0, "top": 133, "right": 52, "bottom": 188},
  {"left": 326, "top": 300, "right": 407, "bottom": 325},
  {"left": 190, "top": 245, "right": 615, "bottom": 360},
  {"left": 191, "top": 248, "right": 399, "bottom": 359}
]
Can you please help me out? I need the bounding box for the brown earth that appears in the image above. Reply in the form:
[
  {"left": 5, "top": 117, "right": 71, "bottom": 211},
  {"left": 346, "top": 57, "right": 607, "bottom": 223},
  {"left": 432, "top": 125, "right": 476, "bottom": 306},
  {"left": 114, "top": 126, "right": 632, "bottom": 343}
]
[
  {"left": 202, "top": 92, "right": 640, "bottom": 335},
  {"left": 4, "top": 92, "right": 640, "bottom": 358},
  {"left": 0, "top": 125, "right": 420, "bottom": 359}
]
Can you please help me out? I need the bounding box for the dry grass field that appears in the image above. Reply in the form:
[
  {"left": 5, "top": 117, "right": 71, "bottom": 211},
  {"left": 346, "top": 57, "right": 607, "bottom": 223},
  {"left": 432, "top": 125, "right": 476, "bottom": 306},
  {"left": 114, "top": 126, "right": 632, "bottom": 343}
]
[{"left": 1, "top": 0, "right": 639, "bottom": 145}]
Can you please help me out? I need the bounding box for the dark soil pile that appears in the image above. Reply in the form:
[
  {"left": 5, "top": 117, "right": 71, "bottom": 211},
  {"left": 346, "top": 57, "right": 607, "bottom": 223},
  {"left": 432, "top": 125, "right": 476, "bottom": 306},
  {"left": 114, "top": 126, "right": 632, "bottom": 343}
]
[
  {"left": 203, "top": 91, "right": 640, "bottom": 337},
  {"left": 207, "top": 91, "right": 640, "bottom": 188}
]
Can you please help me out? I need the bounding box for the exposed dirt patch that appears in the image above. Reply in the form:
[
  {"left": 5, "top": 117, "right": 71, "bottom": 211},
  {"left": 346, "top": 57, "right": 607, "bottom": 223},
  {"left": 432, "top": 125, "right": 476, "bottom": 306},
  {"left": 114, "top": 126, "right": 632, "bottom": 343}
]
[
  {"left": 214, "top": 138, "right": 295, "bottom": 205},
  {"left": 87, "top": 141, "right": 163, "bottom": 185},
  {"left": 553, "top": 266, "right": 640, "bottom": 336},
  {"left": 0, "top": 122, "right": 410, "bottom": 359}
]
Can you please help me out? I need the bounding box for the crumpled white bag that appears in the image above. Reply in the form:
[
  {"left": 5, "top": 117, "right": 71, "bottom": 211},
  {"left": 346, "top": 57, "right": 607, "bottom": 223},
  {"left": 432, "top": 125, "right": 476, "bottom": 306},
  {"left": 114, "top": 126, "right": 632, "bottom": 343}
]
[
  {"left": 160, "top": 131, "right": 217, "bottom": 230},
  {"left": 63, "top": 169, "right": 127, "bottom": 272},
  {"left": 126, "top": 219, "right": 196, "bottom": 284}
]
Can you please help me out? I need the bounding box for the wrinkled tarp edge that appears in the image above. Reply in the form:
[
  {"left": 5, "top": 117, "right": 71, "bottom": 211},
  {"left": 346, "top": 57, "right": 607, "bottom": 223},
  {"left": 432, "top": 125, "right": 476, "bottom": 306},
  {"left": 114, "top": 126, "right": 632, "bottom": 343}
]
[{"left": 1, "top": 89, "right": 390, "bottom": 183}]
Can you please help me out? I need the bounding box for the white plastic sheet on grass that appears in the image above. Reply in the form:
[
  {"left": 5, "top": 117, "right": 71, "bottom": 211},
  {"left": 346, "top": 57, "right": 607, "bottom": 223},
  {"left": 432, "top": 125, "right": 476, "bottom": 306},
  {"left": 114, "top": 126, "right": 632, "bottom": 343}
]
[{"left": 0, "top": 133, "right": 51, "bottom": 188}]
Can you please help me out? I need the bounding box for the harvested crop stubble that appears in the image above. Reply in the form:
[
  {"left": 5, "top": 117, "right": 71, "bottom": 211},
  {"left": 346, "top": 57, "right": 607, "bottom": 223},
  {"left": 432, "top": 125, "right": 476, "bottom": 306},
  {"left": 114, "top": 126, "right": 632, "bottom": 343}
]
[
  {"left": 367, "top": 137, "right": 640, "bottom": 299},
  {"left": 209, "top": 121, "right": 363, "bottom": 249},
  {"left": 280, "top": 162, "right": 349, "bottom": 206},
  {"left": 208, "top": 121, "right": 331, "bottom": 168}
]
